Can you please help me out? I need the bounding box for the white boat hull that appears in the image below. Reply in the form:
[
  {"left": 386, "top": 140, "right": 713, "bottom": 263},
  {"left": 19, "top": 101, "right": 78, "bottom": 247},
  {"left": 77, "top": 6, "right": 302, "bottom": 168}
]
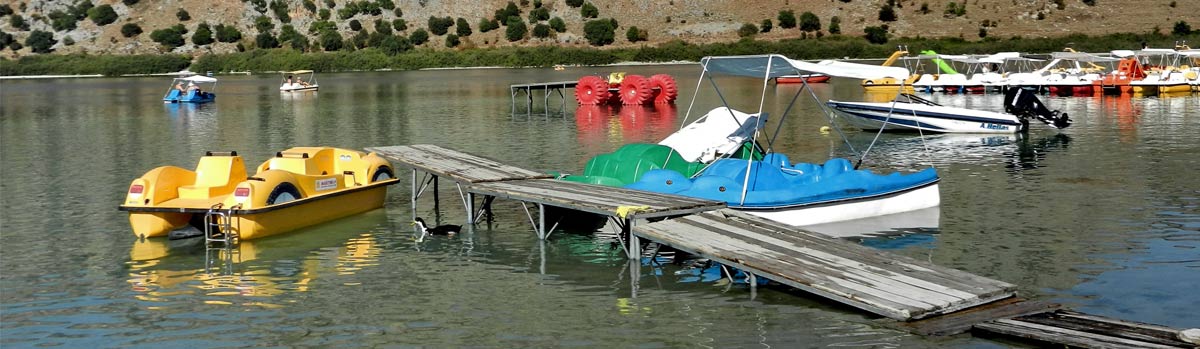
[
  {"left": 742, "top": 183, "right": 940, "bottom": 226},
  {"left": 280, "top": 84, "right": 319, "bottom": 92},
  {"left": 828, "top": 100, "right": 1023, "bottom": 133}
]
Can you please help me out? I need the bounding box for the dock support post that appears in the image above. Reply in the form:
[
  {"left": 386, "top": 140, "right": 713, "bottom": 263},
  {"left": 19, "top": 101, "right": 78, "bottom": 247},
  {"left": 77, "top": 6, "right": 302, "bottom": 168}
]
[
  {"left": 626, "top": 219, "right": 640, "bottom": 260},
  {"left": 433, "top": 176, "right": 439, "bottom": 211},
  {"left": 749, "top": 273, "right": 757, "bottom": 300},
  {"left": 466, "top": 192, "right": 475, "bottom": 226},
  {"left": 537, "top": 203, "right": 546, "bottom": 239},
  {"left": 629, "top": 259, "right": 641, "bottom": 298}
]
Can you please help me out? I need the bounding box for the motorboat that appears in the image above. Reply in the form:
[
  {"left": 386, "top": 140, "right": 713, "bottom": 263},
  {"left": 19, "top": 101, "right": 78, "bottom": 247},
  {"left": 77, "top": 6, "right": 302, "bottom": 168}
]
[
  {"left": 775, "top": 73, "right": 830, "bottom": 84},
  {"left": 164, "top": 75, "right": 217, "bottom": 103},
  {"left": 119, "top": 147, "right": 399, "bottom": 241},
  {"left": 280, "top": 70, "right": 319, "bottom": 92},
  {"left": 827, "top": 89, "right": 1071, "bottom": 133},
  {"left": 568, "top": 55, "right": 943, "bottom": 226}
]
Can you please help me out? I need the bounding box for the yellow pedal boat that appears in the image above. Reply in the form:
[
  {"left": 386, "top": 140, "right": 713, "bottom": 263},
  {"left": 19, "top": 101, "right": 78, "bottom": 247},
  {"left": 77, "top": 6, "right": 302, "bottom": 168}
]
[{"left": 119, "top": 147, "right": 400, "bottom": 240}]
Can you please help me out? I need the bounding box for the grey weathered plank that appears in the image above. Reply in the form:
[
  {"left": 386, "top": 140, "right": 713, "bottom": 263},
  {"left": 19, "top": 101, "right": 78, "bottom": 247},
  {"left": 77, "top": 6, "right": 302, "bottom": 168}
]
[
  {"left": 974, "top": 318, "right": 1185, "bottom": 349},
  {"left": 633, "top": 209, "right": 1017, "bottom": 321},
  {"left": 510, "top": 81, "right": 578, "bottom": 90},
  {"left": 994, "top": 310, "right": 1198, "bottom": 348},
  {"left": 893, "top": 298, "right": 1059, "bottom": 336},
  {"left": 468, "top": 179, "right": 725, "bottom": 219},
  {"left": 366, "top": 144, "right": 552, "bottom": 183}
]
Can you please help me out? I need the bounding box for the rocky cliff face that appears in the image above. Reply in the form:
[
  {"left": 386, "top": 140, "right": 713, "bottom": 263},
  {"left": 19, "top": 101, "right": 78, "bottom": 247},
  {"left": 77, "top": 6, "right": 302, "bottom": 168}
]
[{"left": 1, "top": 0, "right": 1194, "bottom": 58}]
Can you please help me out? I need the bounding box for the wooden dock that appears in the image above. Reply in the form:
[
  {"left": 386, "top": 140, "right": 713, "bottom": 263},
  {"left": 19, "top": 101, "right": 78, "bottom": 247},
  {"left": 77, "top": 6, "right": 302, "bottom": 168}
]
[
  {"left": 510, "top": 80, "right": 577, "bottom": 114},
  {"left": 633, "top": 209, "right": 1016, "bottom": 321},
  {"left": 366, "top": 144, "right": 1200, "bottom": 348}
]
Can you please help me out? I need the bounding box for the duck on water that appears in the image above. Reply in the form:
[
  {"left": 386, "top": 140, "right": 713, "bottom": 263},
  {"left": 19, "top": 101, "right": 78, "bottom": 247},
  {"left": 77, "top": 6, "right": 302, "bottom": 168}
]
[{"left": 412, "top": 217, "right": 461, "bottom": 240}]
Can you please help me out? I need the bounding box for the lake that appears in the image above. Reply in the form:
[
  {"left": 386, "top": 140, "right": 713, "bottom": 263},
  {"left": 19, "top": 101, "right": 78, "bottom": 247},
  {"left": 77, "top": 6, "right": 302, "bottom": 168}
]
[{"left": 1, "top": 65, "right": 1197, "bottom": 348}]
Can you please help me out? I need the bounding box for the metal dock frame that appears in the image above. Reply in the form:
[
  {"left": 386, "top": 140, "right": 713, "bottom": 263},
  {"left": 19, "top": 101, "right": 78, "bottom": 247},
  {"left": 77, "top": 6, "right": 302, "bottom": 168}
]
[{"left": 510, "top": 81, "right": 577, "bottom": 115}]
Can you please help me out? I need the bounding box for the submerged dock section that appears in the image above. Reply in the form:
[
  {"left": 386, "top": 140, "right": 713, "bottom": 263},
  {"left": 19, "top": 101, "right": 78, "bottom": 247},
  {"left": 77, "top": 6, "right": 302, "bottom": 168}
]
[
  {"left": 510, "top": 81, "right": 577, "bottom": 114},
  {"left": 633, "top": 209, "right": 1016, "bottom": 321}
]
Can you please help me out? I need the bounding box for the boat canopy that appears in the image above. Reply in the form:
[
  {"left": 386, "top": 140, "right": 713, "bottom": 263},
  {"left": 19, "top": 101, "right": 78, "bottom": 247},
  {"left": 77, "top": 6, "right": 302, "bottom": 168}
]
[
  {"left": 1050, "top": 52, "right": 1122, "bottom": 62},
  {"left": 178, "top": 75, "right": 218, "bottom": 83},
  {"left": 283, "top": 70, "right": 314, "bottom": 74},
  {"left": 700, "top": 54, "right": 911, "bottom": 80}
]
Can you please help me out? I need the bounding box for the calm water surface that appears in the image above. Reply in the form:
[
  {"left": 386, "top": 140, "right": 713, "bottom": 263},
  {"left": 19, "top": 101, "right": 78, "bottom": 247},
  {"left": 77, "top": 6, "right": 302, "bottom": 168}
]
[{"left": 2, "top": 66, "right": 1198, "bottom": 348}]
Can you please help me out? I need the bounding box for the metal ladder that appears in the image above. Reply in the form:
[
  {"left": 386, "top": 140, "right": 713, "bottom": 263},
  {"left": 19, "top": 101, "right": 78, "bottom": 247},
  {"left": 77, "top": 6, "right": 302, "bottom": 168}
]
[{"left": 203, "top": 203, "right": 241, "bottom": 245}]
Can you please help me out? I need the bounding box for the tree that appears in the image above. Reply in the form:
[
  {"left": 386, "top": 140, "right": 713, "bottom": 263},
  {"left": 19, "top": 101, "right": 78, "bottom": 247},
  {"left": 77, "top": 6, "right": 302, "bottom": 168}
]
[
  {"left": 192, "top": 23, "right": 214, "bottom": 45},
  {"left": 176, "top": 8, "right": 190, "bottom": 21},
  {"left": 1173, "top": 21, "right": 1192, "bottom": 35},
  {"left": 393, "top": 19, "right": 407, "bottom": 31},
  {"left": 760, "top": 19, "right": 772, "bottom": 33},
  {"left": 777, "top": 10, "right": 796, "bottom": 29},
  {"left": 303, "top": 0, "right": 316, "bottom": 12},
  {"left": 738, "top": 23, "right": 758, "bottom": 38},
  {"left": 581, "top": 2, "right": 599, "bottom": 18},
  {"left": 582, "top": 19, "right": 614, "bottom": 46},
  {"left": 121, "top": 23, "right": 142, "bottom": 37},
  {"left": 270, "top": 1, "right": 290, "bottom": 23},
  {"left": 352, "top": 30, "right": 368, "bottom": 49},
  {"left": 445, "top": 33, "right": 459, "bottom": 47},
  {"left": 799, "top": 11, "right": 820, "bottom": 32},
  {"left": 320, "top": 30, "right": 343, "bottom": 50},
  {"left": 25, "top": 30, "right": 55, "bottom": 53},
  {"left": 878, "top": 5, "right": 897, "bottom": 21},
  {"left": 379, "top": 35, "right": 412, "bottom": 55},
  {"left": 256, "top": 32, "right": 279, "bottom": 48},
  {"left": 505, "top": 16, "right": 527, "bottom": 41},
  {"left": 549, "top": 17, "right": 566, "bottom": 32},
  {"left": 529, "top": 7, "right": 549, "bottom": 22},
  {"left": 456, "top": 18, "right": 472, "bottom": 37},
  {"left": 0, "top": 31, "right": 11, "bottom": 50},
  {"left": 428, "top": 16, "right": 452, "bottom": 35},
  {"left": 255, "top": 16, "right": 274, "bottom": 33},
  {"left": 150, "top": 28, "right": 185, "bottom": 49},
  {"left": 626, "top": 26, "right": 646, "bottom": 42},
  {"left": 375, "top": 19, "right": 392, "bottom": 34},
  {"left": 828, "top": 16, "right": 841, "bottom": 34},
  {"left": 350, "top": 19, "right": 363, "bottom": 31},
  {"left": 493, "top": 2, "right": 520, "bottom": 23},
  {"left": 88, "top": 5, "right": 118, "bottom": 26},
  {"left": 49, "top": 11, "right": 77, "bottom": 31},
  {"left": 409, "top": 28, "right": 428, "bottom": 45},
  {"left": 319, "top": 8, "right": 330, "bottom": 20},
  {"left": 566, "top": 0, "right": 583, "bottom": 7},
  {"left": 479, "top": 18, "right": 498, "bottom": 33},
  {"left": 864, "top": 25, "right": 888, "bottom": 44},
  {"left": 0, "top": 4, "right": 13, "bottom": 17},
  {"left": 532, "top": 23, "right": 551, "bottom": 39},
  {"left": 215, "top": 24, "right": 242, "bottom": 42}
]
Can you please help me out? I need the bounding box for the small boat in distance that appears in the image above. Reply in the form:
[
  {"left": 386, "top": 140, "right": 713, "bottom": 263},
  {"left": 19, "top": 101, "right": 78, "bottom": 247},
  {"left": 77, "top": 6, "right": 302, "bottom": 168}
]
[
  {"left": 120, "top": 147, "right": 399, "bottom": 241},
  {"left": 163, "top": 75, "right": 217, "bottom": 103},
  {"left": 775, "top": 73, "right": 830, "bottom": 84},
  {"left": 280, "top": 70, "right": 319, "bottom": 92}
]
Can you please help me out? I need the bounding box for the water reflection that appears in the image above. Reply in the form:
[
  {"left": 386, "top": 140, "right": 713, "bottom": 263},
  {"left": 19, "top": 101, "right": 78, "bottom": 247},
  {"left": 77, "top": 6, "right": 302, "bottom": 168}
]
[
  {"left": 127, "top": 209, "right": 388, "bottom": 305},
  {"left": 573, "top": 104, "right": 678, "bottom": 157}
]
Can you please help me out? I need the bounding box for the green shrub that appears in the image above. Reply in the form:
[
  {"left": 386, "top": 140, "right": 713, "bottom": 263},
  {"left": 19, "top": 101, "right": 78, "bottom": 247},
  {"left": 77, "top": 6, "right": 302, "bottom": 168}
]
[
  {"left": 63, "top": 36, "right": 74, "bottom": 46},
  {"left": 1174, "top": 21, "right": 1192, "bottom": 35},
  {"left": 350, "top": 19, "right": 363, "bottom": 31},
  {"left": 26, "top": 30, "right": 55, "bottom": 53},
  {"left": 215, "top": 24, "right": 242, "bottom": 42},
  {"left": 738, "top": 23, "right": 758, "bottom": 38},
  {"left": 121, "top": 23, "right": 143, "bottom": 37},
  {"left": 799, "top": 11, "right": 820, "bottom": 31},
  {"left": 150, "top": 27, "right": 185, "bottom": 49},
  {"left": 123, "top": 0, "right": 139, "bottom": 4},
  {"left": 255, "top": 16, "right": 274, "bottom": 33},
  {"left": 172, "top": 23, "right": 188, "bottom": 34},
  {"left": 978, "top": 27, "right": 987, "bottom": 38},
  {"left": 864, "top": 25, "right": 888, "bottom": 44},
  {"left": 829, "top": 16, "right": 841, "bottom": 34},
  {"left": 583, "top": 19, "right": 614, "bottom": 46},
  {"left": 581, "top": 2, "right": 598, "bottom": 18},
  {"left": 177, "top": 8, "right": 190, "bottom": 21},
  {"left": 271, "top": 1, "right": 291, "bottom": 23},
  {"left": 409, "top": 28, "right": 428, "bottom": 45},
  {"left": 303, "top": 0, "right": 316, "bottom": 12},
  {"left": 532, "top": 23, "right": 551, "bottom": 39},
  {"left": 192, "top": 23, "right": 214, "bottom": 45},
  {"left": 321, "top": 30, "right": 344, "bottom": 50},
  {"left": 879, "top": 5, "right": 896, "bottom": 21},
  {"left": 0, "top": 31, "right": 13, "bottom": 50},
  {"left": 566, "top": 0, "right": 584, "bottom": 7},
  {"left": 49, "top": 10, "right": 77, "bottom": 31},
  {"left": 10, "top": 14, "right": 28, "bottom": 31},
  {"left": 88, "top": 5, "right": 118, "bottom": 26},
  {"left": 0, "top": 4, "right": 13, "bottom": 16},
  {"left": 777, "top": 10, "right": 796, "bottom": 29},
  {"left": 0, "top": 54, "right": 191, "bottom": 76},
  {"left": 506, "top": 16, "right": 527, "bottom": 41},
  {"left": 375, "top": 19, "right": 392, "bottom": 34},
  {"left": 494, "top": 2, "right": 520, "bottom": 23},
  {"left": 352, "top": 30, "right": 368, "bottom": 49},
  {"left": 920, "top": 3, "right": 930, "bottom": 14},
  {"left": 479, "top": 18, "right": 499, "bottom": 33},
  {"left": 1082, "top": 0, "right": 1095, "bottom": 6},
  {"left": 549, "top": 17, "right": 566, "bottom": 32},
  {"left": 529, "top": 7, "right": 549, "bottom": 22},
  {"left": 319, "top": 8, "right": 330, "bottom": 20},
  {"left": 380, "top": 35, "right": 412, "bottom": 55},
  {"left": 428, "top": 16, "right": 453, "bottom": 35},
  {"left": 445, "top": 33, "right": 459, "bottom": 47},
  {"left": 456, "top": 18, "right": 472, "bottom": 37},
  {"left": 256, "top": 32, "right": 279, "bottom": 48},
  {"left": 393, "top": 19, "right": 408, "bottom": 32},
  {"left": 761, "top": 19, "right": 772, "bottom": 33}
]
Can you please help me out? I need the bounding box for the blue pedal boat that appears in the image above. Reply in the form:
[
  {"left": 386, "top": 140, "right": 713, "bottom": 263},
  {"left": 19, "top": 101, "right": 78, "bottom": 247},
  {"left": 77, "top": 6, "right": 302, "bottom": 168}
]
[{"left": 163, "top": 75, "right": 218, "bottom": 104}]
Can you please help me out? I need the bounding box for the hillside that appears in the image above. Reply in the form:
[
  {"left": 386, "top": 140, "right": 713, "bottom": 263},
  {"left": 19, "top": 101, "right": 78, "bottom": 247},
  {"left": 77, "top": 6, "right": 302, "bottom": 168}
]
[{"left": 0, "top": 0, "right": 1196, "bottom": 59}]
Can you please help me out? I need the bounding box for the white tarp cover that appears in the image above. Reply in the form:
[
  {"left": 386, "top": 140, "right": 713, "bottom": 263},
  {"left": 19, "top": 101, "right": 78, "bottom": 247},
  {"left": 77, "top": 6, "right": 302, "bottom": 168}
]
[
  {"left": 178, "top": 75, "right": 218, "bottom": 83},
  {"left": 700, "top": 54, "right": 911, "bottom": 80}
]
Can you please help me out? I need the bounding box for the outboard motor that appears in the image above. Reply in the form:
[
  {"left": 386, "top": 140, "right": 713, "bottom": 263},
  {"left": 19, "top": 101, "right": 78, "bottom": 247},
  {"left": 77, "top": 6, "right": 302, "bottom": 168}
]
[{"left": 1004, "top": 88, "right": 1071, "bottom": 130}]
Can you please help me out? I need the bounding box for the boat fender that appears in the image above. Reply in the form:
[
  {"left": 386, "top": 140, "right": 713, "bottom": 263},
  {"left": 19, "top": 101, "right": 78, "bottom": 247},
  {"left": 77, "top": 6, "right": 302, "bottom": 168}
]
[
  {"left": 266, "top": 182, "right": 303, "bottom": 205},
  {"left": 372, "top": 166, "right": 394, "bottom": 182},
  {"left": 819, "top": 126, "right": 831, "bottom": 134}
]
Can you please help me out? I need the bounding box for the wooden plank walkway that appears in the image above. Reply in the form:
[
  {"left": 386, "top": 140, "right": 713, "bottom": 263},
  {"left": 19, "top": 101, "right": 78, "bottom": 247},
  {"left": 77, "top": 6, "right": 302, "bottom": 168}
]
[
  {"left": 470, "top": 179, "right": 724, "bottom": 220},
  {"left": 367, "top": 144, "right": 552, "bottom": 184},
  {"left": 974, "top": 310, "right": 1199, "bottom": 348},
  {"left": 632, "top": 209, "right": 1017, "bottom": 321}
]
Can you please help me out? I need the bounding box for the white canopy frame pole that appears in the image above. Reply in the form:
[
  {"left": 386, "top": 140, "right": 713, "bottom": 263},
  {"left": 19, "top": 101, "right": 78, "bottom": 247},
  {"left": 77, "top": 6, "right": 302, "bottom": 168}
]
[{"left": 739, "top": 55, "right": 775, "bottom": 206}]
